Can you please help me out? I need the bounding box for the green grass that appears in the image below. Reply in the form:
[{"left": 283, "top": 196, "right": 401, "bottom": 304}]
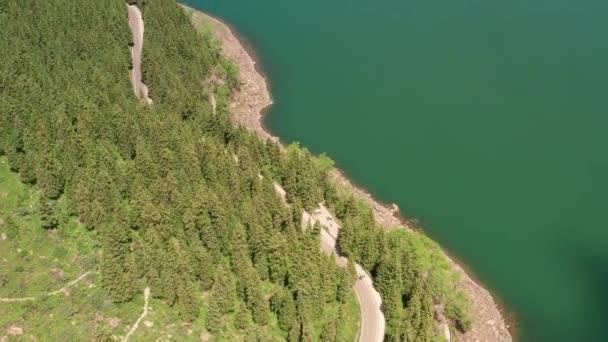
[
  {"left": 0, "top": 157, "right": 152, "bottom": 340},
  {"left": 341, "top": 290, "right": 362, "bottom": 341},
  {"left": 0, "top": 157, "right": 91, "bottom": 299},
  {"left": 312, "top": 289, "right": 361, "bottom": 342}
]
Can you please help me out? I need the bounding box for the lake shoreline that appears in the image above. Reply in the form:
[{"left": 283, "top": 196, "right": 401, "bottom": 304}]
[{"left": 183, "top": 4, "right": 514, "bottom": 341}]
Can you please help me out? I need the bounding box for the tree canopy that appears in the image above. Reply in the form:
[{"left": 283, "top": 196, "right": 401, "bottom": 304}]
[{"left": 0, "top": 0, "right": 472, "bottom": 340}]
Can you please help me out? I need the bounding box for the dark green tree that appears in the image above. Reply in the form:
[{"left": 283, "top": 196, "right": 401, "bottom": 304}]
[
  {"left": 38, "top": 196, "right": 58, "bottom": 230},
  {"left": 36, "top": 147, "right": 64, "bottom": 199},
  {"left": 177, "top": 281, "right": 200, "bottom": 322},
  {"left": 235, "top": 306, "right": 249, "bottom": 330},
  {"left": 99, "top": 223, "right": 136, "bottom": 303},
  {"left": 320, "top": 319, "right": 337, "bottom": 342}
]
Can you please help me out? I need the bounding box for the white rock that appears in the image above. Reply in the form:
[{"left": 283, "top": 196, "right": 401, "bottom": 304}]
[{"left": 6, "top": 325, "right": 23, "bottom": 336}]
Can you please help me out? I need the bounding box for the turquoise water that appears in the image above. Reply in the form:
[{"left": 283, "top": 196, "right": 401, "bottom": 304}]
[{"left": 184, "top": 0, "right": 608, "bottom": 340}]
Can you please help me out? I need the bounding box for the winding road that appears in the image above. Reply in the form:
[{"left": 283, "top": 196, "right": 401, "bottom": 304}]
[{"left": 308, "top": 205, "right": 386, "bottom": 342}]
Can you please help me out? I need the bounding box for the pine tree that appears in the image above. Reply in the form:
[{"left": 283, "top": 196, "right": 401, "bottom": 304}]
[
  {"left": 206, "top": 291, "right": 225, "bottom": 334},
  {"left": 271, "top": 289, "right": 297, "bottom": 333},
  {"left": 253, "top": 245, "right": 270, "bottom": 279},
  {"left": 235, "top": 306, "right": 249, "bottom": 330},
  {"left": 263, "top": 139, "right": 282, "bottom": 178},
  {"left": 158, "top": 266, "right": 177, "bottom": 306},
  {"left": 300, "top": 319, "right": 315, "bottom": 342},
  {"left": 213, "top": 266, "right": 237, "bottom": 313},
  {"left": 336, "top": 268, "right": 349, "bottom": 304},
  {"left": 190, "top": 241, "right": 215, "bottom": 290},
  {"left": 99, "top": 222, "right": 136, "bottom": 303},
  {"left": 196, "top": 204, "right": 223, "bottom": 258},
  {"left": 320, "top": 319, "right": 337, "bottom": 342},
  {"left": 337, "top": 217, "right": 357, "bottom": 259},
  {"left": 17, "top": 152, "right": 37, "bottom": 184},
  {"left": 384, "top": 289, "right": 405, "bottom": 341},
  {"left": 267, "top": 235, "right": 288, "bottom": 285},
  {"left": 287, "top": 323, "right": 300, "bottom": 342},
  {"left": 38, "top": 196, "right": 58, "bottom": 230},
  {"left": 246, "top": 272, "right": 269, "bottom": 325},
  {"left": 177, "top": 280, "right": 200, "bottom": 322},
  {"left": 403, "top": 279, "right": 434, "bottom": 342},
  {"left": 36, "top": 147, "right": 64, "bottom": 199}
]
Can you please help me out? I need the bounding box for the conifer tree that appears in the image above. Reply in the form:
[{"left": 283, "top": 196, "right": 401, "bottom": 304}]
[
  {"left": 404, "top": 279, "right": 434, "bottom": 342},
  {"left": 271, "top": 289, "right": 297, "bottom": 333},
  {"left": 190, "top": 241, "right": 215, "bottom": 290},
  {"left": 254, "top": 252, "right": 270, "bottom": 281},
  {"left": 300, "top": 319, "right": 315, "bottom": 342},
  {"left": 287, "top": 324, "right": 300, "bottom": 342},
  {"left": 235, "top": 306, "right": 249, "bottom": 330},
  {"left": 206, "top": 292, "right": 225, "bottom": 334},
  {"left": 246, "top": 273, "right": 269, "bottom": 325},
  {"left": 177, "top": 280, "right": 200, "bottom": 322},
  {"left": 99, "top": 222, "right": 136, "bottom": 303},
  {"left": 36, "top": 147, "right": 63, "bottom": 199},
  {"left": 158, "top": 266, "right": 177, "bottom": 306},
  {"left": 38, "top": 196, "right": 58, "bottom": 230},
  {"left": 267, "top": 235, "right": 288, "bottom": 285},
  {"left": 320, "top": 319, "right": 337, "bottom": 342},
  {"left": 336, "top": 268, "right": 349, "bottom": 304},
  {"left": 213, "top": 266, "right": 237, "bottom": 313},
  {"left": 264, "top": 139, "right": 282, "bottom": 178},
  {"left": 17, "top": 152, "right": 37, "bottom": 184}
]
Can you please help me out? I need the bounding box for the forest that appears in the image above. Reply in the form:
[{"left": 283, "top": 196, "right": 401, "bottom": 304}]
[{"left": 0, "top": 0, "right": 471, "bottom": 341}]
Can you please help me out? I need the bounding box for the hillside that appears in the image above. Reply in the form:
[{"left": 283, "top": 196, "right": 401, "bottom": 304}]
[{"left": 1, "top": 0, "right": 473, "bottom": 341}]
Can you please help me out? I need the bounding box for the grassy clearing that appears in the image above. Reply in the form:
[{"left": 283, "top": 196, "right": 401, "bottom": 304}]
[
  {"left": 0, "top": 157, "right": 202, "bottom": 340},
  {"left": 0, "top": 156, "right": 361, "bottom": 340},
  {"left": 0, "top": 156, "right": 92, "bottom": 299}
]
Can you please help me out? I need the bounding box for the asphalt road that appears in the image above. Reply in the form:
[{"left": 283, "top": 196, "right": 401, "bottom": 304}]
[{"left": 310, "top": 206, "right": 386, "bottom": 342}]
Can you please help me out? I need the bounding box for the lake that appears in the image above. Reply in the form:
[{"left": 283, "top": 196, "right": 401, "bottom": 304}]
[{"left": 183, "top": 0, "right": 608, "bottom": 340}]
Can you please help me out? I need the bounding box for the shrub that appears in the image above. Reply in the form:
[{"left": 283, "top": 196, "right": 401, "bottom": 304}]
[
  {"left": 4, "top": 217, "right": 19, "bottom": 239},
  {"left": 445, "top": 290, "right": 473, "bottom": 332}
]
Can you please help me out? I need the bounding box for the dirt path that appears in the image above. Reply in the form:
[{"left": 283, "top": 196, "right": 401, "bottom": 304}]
[
  {"left": 210, "top": 93, "right": 217, "bottom": 114},
  {"left": 121, "top": 287, "right": 150, "bottom": 342},
  {"left": 127, "top": 4, "right": 152, "bottom": 105},
  {"left": 0, "top": 271, "right": 92, "bottom": 302}
]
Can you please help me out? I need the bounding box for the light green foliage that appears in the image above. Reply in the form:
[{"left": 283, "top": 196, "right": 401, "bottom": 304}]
[
  {"left": 330, "top": 184, "right": 474, "bottom": 339},
  {"left": 220, "top": 58, "right": 240, "bottom": 90},
  {"left": 445, "top": 290, "right": 473, "bottom": 332},
  {"left": 320, "top": 319, "right": 337, "bottom": 342}
]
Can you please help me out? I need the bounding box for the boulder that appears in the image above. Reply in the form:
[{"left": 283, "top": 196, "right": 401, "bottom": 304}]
[
  {"left": 6, "top": 325, "right": 23, "bottom": 336},
  {"left": 50, "top": 268, "right": 65, "bottom": 281},
  {"left": 107, "top": 317, "right": 119, "bottom": 329}
]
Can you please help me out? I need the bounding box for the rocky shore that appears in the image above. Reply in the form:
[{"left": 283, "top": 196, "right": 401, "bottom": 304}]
[{"left": 183, "top": 4, "right": 513, "bottom": 341}]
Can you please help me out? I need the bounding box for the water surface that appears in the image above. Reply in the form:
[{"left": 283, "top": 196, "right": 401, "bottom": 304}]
[{"left": 184, "top": 0, "right": 608, "bottom": 340}]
